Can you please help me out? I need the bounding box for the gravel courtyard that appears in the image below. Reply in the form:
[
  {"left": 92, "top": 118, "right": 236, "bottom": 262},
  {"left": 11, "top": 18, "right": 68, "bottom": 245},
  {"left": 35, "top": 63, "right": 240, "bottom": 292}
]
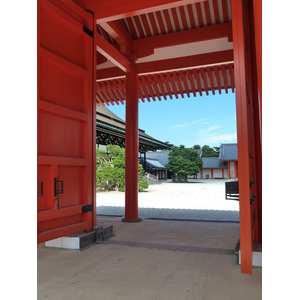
[{"left": 96, "top": 179, "right": 240, "bottom": 221}]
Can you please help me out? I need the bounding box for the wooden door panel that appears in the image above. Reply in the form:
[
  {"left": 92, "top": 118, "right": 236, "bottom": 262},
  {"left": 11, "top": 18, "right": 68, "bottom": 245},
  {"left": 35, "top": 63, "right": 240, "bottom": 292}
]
[{"left": 37, "top": 0, "right": 94, "bottom": 244}]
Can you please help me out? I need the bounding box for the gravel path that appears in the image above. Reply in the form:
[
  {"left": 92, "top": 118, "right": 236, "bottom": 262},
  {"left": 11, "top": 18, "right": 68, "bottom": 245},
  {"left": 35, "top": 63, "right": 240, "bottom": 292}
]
[{"left": 96, "top": 179, "right": 240, "bottom": 221}]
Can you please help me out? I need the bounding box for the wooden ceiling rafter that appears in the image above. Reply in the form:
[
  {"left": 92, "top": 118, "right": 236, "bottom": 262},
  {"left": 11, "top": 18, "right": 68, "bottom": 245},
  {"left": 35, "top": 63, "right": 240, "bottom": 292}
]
[
  {"left": 161, "top": 72, "right": 174, "bottom": 100},
  {"left": 214, "top": 65, "right": 222, "bottom": 94},
  {"left": 199, "top": 68, "right": 209, "bottom": 96},
  {"left": 206, "top": 67, "right": 215, "bottom": 95},
  {"left": 186, "top": 70, "right": 197, "bottom": 97},
  {"left": 212, "top": 0, "right": 219, "bottom": 24},
  {"left": 139, "top": 77, "right": 151, "bottom": 103},
  {"left": 149, "top": 74, "right": 162, "bottom": 101},
  {"left": 178, "top": 70, "right": 190, "bottom": 97},
  {"left": 192, "top": 68, "right": 202, "bottom": 96},
  {"left": 220, "top": 64, "right": 228, "bottom": 93},
  {"left": 228, "top": 63, "right": 235, "bottom": 92},
  {"left": 74, "top": 0, "right": 208, "bottom": 23},
  {"left": 82, "top": 0, "right": 235, "bottom": 104},
  {"left": 155, "top": 73, "right": 168, "bottom": 100},
  {"left": 166, "top": 72, "right": 179, "bottom": 99}
]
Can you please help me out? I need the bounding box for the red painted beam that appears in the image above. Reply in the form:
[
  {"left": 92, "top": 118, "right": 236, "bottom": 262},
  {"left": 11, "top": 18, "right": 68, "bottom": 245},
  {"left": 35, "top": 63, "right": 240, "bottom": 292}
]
[
  {"left": 95, "top": 31, "right": 132, "bottom": 72},
  {"left": 74, "top": 0, "right": 208, "bottom": 23},
  {"left": 99, "top": 20, "right": 133, "bottom": 46},
  {"left": 97, "top": 67, "right": 125, "bottom": 82},
  {"left": 97, "top": 49, "right": 233, "bottom": 80},
  {"left": 132, "top": 22, "right": 232, "bottom": 53},
  {"left": 137, "top": 50, "right": 233, "bottom": 75}
]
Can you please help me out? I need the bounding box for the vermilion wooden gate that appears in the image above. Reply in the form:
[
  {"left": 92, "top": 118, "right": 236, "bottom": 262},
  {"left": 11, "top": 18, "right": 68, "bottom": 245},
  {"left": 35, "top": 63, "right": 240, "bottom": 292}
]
[{"left": 37, "top": 0, "right": 95, "bottom": 244}]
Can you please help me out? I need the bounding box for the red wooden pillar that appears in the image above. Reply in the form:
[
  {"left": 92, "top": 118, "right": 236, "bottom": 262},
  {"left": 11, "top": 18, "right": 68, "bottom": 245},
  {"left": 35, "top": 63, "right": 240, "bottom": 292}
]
[
  {"left": 211, "top": 169, "right": 213, "bottom": 180},
  {"left": 123, "top": 64, "right": 141, "bottom": 222},
  {"left": 222, "top": 169, "right": 224, "bottom": 179},
  {"left": 252, "top": 0, "right": 262, "bottom": 240},
  {"left": 252, "top": 0, "right": 262, "bottom": 143},
  {"left": 231, "top": 0, "right": 253, "bottom": 274},
  {"left": 227, "top": 161, "right": 230, "bottom": 179},
  {"left": 234, "top": 162, "right": 237, "bottom": 179},
  {"left": 244, "top": 0, "right": 262, "bottom": 245}
]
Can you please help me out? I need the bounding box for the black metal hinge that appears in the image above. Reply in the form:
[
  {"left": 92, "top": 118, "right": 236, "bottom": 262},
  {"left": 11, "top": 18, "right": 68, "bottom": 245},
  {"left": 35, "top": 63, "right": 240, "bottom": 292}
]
[
  {"left": 54, "top": 178, "right": 63, "bottom": 197},
  {"left": 82, "top": 204, "right": 93, "bottom": 213},
  {"left": 83, "top": 26, "right": 93, "bottom": 38},
  {"left": 37, "top": 181, "right": 43, "bottom": 196}
]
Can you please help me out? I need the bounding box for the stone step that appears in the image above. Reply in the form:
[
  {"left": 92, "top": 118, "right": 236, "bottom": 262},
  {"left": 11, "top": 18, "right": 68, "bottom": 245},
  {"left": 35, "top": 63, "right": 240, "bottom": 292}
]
[{"left": 44, "top": 224, "right": 113, "bottom": 250}]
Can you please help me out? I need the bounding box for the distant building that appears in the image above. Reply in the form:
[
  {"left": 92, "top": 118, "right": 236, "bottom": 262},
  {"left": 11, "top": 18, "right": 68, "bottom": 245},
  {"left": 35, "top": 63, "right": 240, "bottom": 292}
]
[
  {"left": 140, "top": 150, "right": 170, "bottom": 180},
  {"left": 96, "top": 105, "right": 172, "bottom": 152},
  {"left": 145, "top": 143, "right": 238, "bottom": 180},
  {"left": 200, "top": 143, "right": 238, "bottom": 179}
]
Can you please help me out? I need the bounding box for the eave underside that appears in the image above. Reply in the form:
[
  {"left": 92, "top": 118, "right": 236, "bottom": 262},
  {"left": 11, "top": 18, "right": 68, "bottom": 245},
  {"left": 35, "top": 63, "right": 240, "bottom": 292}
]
[{"left": 73, "top": 0, "right": 235, "bottom": 106}]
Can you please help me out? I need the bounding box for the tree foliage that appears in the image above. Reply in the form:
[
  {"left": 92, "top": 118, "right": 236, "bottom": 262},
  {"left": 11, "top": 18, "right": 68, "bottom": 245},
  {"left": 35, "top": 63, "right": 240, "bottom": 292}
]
[
  {"left": 201, "top": 145, "right": 220, "bottom": 157},
  {"left": 96, "top": 144, "right": 148, "bottom": 192},
  {"left": 165, "top": 145, "right": 203, "bottom": 181}
]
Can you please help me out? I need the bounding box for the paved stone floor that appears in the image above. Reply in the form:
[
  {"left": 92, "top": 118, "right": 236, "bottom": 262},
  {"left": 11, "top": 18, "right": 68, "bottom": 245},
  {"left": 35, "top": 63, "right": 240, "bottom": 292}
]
[{"left": 37, "top": 180, "right": 262, "bottom": 299}]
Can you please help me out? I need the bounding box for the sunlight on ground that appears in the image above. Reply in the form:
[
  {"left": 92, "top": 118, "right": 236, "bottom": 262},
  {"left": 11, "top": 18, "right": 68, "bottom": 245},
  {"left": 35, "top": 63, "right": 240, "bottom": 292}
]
[{"left": 96, "top": 180, "right": 239, "bottom": 221}]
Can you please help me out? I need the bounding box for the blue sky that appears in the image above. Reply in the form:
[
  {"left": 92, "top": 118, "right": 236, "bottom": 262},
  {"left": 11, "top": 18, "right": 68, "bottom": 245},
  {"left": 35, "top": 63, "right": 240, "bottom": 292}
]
[{"left": 105, "top": 90, "right": 237, "bottom": 148}]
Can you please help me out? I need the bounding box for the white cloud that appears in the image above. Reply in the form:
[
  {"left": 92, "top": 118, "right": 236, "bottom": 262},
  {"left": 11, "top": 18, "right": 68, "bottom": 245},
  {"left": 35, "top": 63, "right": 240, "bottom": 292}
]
[
  {"left": 190, "top": 119, "right": 207, "bottom": 125},
  {"left": 173, "top": 123, "right": 188, "bottom": 129},
  {"left": 201, "top": 133, "right": 237, "bottom": 144},
  {"left": 167, "top": 119, "right": 208, "bottom": 132},
  {"left": 198, "top": 125, "right": 221, "bottom": 134}
]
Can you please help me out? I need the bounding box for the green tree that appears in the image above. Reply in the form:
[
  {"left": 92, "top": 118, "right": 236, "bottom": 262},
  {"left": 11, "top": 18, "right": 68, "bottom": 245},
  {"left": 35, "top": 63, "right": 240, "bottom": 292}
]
[
  {"left": 96, "top": 144, "right": 148, "bottom": 192},
  {"left": 165, "top": 145, "right": 203, "bottom": 182},
  {"left": 201, "top": 145, "right": 220, "bottom": 157}
]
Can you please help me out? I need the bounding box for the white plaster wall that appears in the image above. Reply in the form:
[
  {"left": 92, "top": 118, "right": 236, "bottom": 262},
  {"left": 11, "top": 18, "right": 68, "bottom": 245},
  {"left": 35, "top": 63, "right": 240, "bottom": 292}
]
[
  {"left": 202, "top": 170, "right": 211, "bottom": 179},
  {"left": 230, "top": 162, "right": 235, "bottom": 178},
  {"left": 213, "top": 169, "right": 222, "bottom": 178},
  {"left": 224, "top": 169, "right": 228, "bottom": 179}
]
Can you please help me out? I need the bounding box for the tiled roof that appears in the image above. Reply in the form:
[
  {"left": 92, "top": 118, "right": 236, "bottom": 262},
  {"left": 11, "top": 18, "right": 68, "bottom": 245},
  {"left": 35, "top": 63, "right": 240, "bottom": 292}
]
[
  {"left": 219, "top": 143, "right": 237, "bottom": 161},
  {"left": 144, "top": 151, "right": 170, "bottom": 166},
  {"left": 96, "top": 105, "right": 172, "bottom": 151},
  {"left": 202, "top": 157, "right": 224, "bottom": 168},
  {"left": 143, "top": 158, "right": 166, "bottom": 169}
]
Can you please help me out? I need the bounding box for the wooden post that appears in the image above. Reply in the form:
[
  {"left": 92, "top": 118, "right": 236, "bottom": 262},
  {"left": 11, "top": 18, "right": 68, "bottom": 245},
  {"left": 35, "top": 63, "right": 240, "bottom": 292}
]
[{"left": 123, "top": 64, "right": 141, "bottom": 222}]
